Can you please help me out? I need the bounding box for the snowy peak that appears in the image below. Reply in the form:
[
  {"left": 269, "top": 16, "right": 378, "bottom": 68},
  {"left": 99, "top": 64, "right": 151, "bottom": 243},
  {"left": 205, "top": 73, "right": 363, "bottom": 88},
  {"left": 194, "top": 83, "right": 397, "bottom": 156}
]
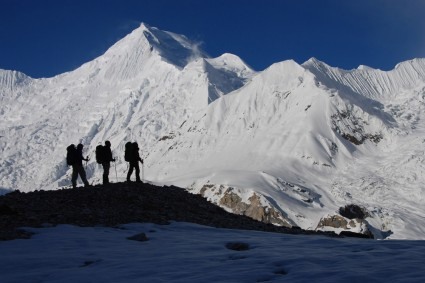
[
  {"left": 206, "top": 53, "right": 254, "bottom": 76},
  {"left": 201, "top": 54, "right": 255, "bottom": 102},
  {"left": 303, "top": 57, "right": 425, "bottom": 99},
  {"left": 104, "top": 23, "right": 204, "bottom": 68},
  {"left": 73, "top": 23, "right": 206, "bottom": 81},
  {"left": 0, "top": 69, "right": 32, "bottom": 91},
  {"left": 142, "top": 23, "right": 205, "bottom": 68},
  {"left": 258, "top": 60, "right": 313, "bottom": 87}
]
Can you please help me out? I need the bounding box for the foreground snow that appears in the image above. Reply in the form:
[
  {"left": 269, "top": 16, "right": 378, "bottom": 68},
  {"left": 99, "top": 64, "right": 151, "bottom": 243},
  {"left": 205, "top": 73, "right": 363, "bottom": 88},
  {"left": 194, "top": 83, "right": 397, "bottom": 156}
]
[{"left": 1, "top": 222, "right": 424, "bottom": 282}]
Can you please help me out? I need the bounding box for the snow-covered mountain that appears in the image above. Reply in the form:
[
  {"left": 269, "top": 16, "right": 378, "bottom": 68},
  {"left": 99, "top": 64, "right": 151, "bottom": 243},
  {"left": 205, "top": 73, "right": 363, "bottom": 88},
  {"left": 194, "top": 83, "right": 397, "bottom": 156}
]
[
  {"left": 146, "top": 57, "right": 425, "bottom": 240},
  {"left": 0, "top": 23, "right": 254, "bottom": 191},
  {"left": 2, "top": 23, "right": 425, "bottom": 239}
]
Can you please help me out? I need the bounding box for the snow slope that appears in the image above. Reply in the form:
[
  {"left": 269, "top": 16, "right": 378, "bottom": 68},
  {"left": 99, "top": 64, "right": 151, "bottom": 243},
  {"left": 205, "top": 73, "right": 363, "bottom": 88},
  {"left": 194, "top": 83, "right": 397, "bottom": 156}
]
[
  {"left": 1, "top": 222, "right": 425, "bottom": 282},
  {"left": 2, "top": 23, "right": 425, "bottom": 239}
]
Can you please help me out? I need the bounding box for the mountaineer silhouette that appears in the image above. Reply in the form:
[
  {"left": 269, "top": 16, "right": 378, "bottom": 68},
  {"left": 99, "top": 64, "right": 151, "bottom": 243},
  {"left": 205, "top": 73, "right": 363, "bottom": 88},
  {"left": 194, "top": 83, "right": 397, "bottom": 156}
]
[
  {"left": 96, "top": 141, "right": 116, "bottom": 185},
  {"left": 67, "top": 143, "right": 90, "bottom": 188},
  {"left": 125, "top": 142, "right": 144, "bottom": 182}
]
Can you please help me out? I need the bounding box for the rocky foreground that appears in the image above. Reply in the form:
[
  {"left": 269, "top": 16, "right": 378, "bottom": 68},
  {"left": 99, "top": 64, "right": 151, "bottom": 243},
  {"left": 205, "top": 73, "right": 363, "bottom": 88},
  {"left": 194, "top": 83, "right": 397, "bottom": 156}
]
[{"left": 0, "top": 182, "right": 347, "bottom": 241}]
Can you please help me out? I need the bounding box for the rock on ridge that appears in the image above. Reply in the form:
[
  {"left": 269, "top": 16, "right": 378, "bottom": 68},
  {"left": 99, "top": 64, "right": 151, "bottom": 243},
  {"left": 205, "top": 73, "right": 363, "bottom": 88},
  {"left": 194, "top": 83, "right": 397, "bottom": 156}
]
[{"left": 0, "top": 182, "right": 344, "bottom": 241}]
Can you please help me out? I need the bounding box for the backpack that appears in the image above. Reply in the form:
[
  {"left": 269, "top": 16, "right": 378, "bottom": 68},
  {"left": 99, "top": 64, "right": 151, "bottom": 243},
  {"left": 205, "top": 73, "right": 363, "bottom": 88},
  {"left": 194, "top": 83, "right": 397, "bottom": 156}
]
[
  {"left": 95, "top": 145, "right": 106, "bottom": 164},
  {"left": 66, "top": 144, "right": 77, "bottom": 166},
  {"left": 124, "top": 142, "right": 133, "bottom": 162}
]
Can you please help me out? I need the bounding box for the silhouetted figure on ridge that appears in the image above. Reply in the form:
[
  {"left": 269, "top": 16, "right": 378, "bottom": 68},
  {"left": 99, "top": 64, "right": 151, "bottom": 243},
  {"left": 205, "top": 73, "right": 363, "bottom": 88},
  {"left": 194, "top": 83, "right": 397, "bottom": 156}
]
[
  {"left": 101, "top": 140, "right": 115, "bottom": 184},
  {"left": 125, "top": 142, "right": 144, "bottom": 182},
  {"left": 72, "top": 143, "right": 90, "bottom": 188}
]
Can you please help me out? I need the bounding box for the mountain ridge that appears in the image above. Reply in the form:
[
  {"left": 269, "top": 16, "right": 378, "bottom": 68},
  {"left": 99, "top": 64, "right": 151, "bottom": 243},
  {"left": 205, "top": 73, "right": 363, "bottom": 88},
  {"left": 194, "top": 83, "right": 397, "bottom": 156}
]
[
  {"left": 303, "top": 57, "right": 425, "bottom": 99},
  {"left": 0, "top": 181, "right": 346, "bottom": 241}
]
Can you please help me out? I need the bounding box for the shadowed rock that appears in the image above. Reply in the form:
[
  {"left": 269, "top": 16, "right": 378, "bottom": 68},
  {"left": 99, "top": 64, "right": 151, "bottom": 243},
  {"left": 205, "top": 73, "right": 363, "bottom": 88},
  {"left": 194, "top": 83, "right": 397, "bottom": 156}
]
[{"left": 0, "top": 182, "right": 340, "bottom": 241}]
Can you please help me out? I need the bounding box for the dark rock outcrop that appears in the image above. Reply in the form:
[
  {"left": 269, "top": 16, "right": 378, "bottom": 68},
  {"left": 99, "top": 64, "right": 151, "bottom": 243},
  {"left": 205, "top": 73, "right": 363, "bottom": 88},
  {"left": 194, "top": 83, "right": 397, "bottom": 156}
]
[
  {"left": 0, "top": 182, "right": 342, "bottom": 241},
  {"left": 339, "top": 204, "right": 369, "bottom": 220}
]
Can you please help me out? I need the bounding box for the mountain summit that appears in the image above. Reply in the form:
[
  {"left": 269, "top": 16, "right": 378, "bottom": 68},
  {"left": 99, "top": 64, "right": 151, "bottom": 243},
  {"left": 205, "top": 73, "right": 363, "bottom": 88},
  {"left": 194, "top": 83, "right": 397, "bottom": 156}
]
[
  {"left": 1, "top": 24, "right": 425, "bottom": 239},
  {"left": 79, "top": 23, "right": 206, "bottom": 81}
]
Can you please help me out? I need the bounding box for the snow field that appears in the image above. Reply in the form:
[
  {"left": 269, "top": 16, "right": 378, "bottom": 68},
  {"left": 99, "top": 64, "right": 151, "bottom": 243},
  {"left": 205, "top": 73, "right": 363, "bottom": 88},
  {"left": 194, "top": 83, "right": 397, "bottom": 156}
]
[{"left": 1, "top": 222, "right": 424, "bottom": 282}]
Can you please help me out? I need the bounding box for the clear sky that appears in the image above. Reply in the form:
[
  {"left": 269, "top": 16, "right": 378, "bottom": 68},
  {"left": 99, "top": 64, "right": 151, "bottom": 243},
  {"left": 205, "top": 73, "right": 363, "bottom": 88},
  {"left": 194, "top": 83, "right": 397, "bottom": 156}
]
[{"left": 1, "top": 0, "right": 424, "bottom": 78}]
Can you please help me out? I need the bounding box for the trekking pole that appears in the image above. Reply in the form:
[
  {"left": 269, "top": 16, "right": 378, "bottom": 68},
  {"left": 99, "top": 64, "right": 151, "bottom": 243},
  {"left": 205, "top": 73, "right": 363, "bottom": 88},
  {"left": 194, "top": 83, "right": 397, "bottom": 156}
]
[
  {"left": 142, "top": 162, "right": 145, "bottom": 182},
  {"left": 114, "top": 160, "right": 118, "bottom": 183}
]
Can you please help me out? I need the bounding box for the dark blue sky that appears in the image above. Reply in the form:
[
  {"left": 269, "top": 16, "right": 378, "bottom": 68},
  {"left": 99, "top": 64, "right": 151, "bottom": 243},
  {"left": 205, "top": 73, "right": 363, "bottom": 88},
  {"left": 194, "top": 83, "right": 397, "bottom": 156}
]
[{"left": 1, "top": 0, "right": 424, "bottom": 78}]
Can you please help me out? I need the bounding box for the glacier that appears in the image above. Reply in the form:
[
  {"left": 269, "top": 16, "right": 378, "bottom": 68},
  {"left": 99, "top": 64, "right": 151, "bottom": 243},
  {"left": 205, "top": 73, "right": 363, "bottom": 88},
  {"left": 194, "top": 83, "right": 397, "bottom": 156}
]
[{"left": 1, "top": 23, "right": 425, "bottom": 239}]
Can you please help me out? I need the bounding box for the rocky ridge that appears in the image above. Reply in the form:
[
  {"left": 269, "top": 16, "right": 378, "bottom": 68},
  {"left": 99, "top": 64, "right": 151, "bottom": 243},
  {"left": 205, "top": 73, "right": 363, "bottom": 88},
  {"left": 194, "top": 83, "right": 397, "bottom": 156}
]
[{"left": 0, "top": 182, "right": 366, "bottom": 241}]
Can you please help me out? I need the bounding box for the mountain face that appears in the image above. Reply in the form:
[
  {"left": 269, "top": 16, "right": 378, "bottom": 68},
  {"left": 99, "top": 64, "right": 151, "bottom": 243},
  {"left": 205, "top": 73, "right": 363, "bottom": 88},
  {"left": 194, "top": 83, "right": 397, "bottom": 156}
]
[
  {"left": 2, "top": 23, "right": 425, "bottom": 239},
  {"left": 0, "top": 23, "right": 254, "bottom": 192},
  {"left": 146, "top": 58, "right": 425, "bottom": 240}
]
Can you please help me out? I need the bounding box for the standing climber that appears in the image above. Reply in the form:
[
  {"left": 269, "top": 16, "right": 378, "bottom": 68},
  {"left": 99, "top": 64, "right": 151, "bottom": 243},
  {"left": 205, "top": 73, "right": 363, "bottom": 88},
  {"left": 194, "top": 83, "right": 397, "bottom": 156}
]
[
  {"left": 101, "top": 140, "right": 115, "bottom": 184},
  {"left": 125, "top": 142, "right": 144, "bottom": 182},
  {"left": 71, "top": 143, "right": 90, "bottom": 188}
]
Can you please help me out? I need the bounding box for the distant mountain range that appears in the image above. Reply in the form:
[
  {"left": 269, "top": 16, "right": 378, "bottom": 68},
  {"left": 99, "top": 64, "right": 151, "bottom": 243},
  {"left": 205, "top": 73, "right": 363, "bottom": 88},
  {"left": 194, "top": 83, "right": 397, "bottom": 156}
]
[{"left": 1, "top": 23, "right": 425, "bottom": 239}]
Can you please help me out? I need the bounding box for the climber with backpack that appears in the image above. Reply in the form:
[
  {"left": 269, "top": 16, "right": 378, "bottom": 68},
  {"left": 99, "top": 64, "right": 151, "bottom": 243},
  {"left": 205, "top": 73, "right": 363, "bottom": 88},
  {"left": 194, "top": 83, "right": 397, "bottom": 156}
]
[
  {"left": 125, "top": 142, "right": 144, "bottom": 183},
  {"left": 66, "top": 144, "right": 77, "bottom": 167},
  {"left": 67, "top": 143, "right": 90, "bottom": 189},
  {"left": 96, "top": 140, "right": 116, "bottom": 185}
]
